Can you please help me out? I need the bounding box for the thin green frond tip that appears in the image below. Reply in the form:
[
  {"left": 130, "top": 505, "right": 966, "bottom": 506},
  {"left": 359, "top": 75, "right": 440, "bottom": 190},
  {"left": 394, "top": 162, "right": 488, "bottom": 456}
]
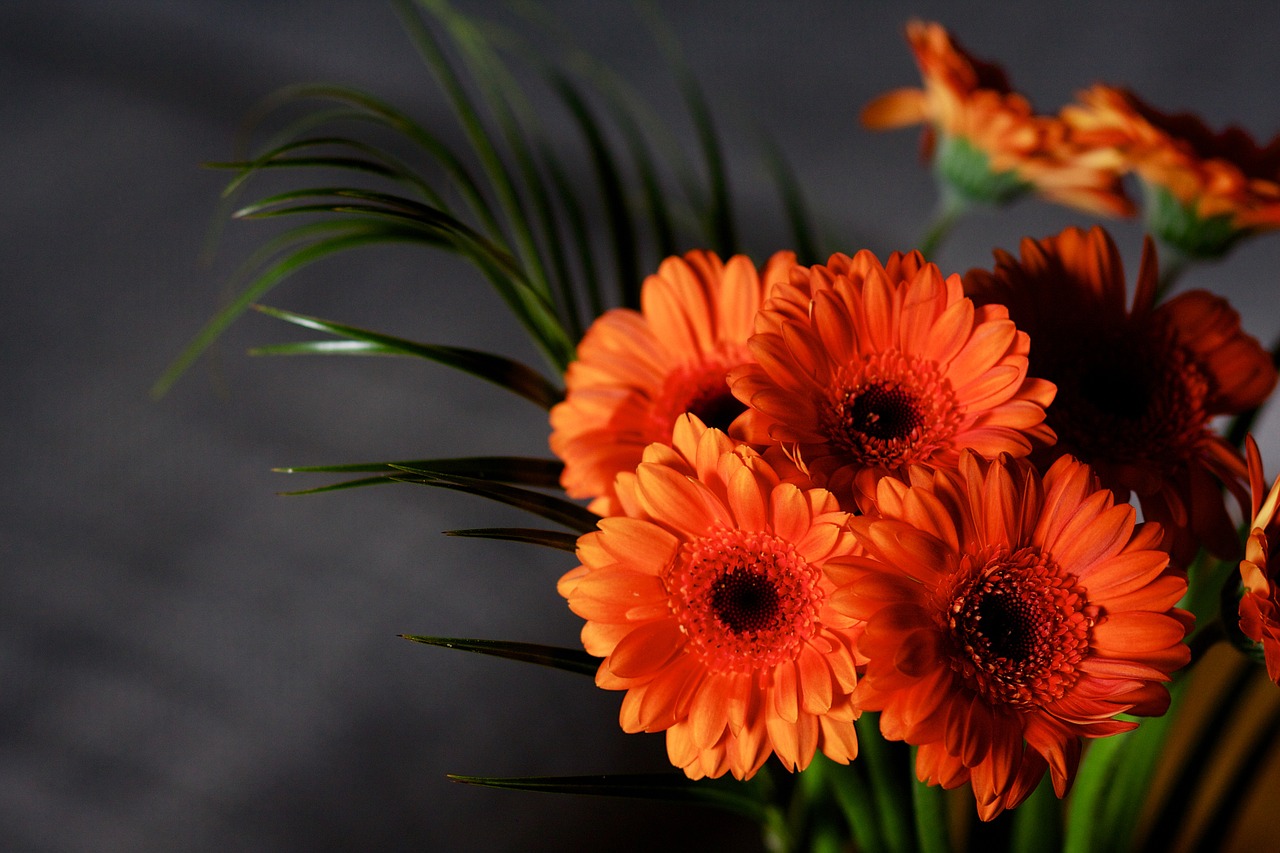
[
  {"left": 445, "top": 773, "right": 772, "bottom": 822},
  {"left": 443, "top": 527, "right": 580, "bottom": 552},
  {"left": 250, "top": 303, "right": 564, "bottom": 410},
  {"left": 399, "top": 635, "right": 597, "bottom": 675},
  {"left": 275, "top": 455, "right": 563, "bottom": 486},
  {"left": 389, "top": 469, "right": 600, "bottom": 533}
]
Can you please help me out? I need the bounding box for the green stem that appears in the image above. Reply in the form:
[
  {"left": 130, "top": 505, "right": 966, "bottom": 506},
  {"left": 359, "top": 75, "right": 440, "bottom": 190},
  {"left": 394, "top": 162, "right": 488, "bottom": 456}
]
[
  {"left": 1063, "top": 734, "right": 1127, "bottom": 853},
  {"left": 856, "top": 714, "right": 916, "bottom": 853},
  {"left": 917, "top": 192, "right": 966, "bottom": 260},
  {"left": 1011, "top": 775, "right": 1063, "bottom": 853},
  {"left": 826, "top": 757, "right": 889, "bottom": 853},
  {"left": 1154, "top": 242, "right": 1189, "bottom": 301},
  {"left": 909, "top": 748, "right": 950, "bottom": 853}
]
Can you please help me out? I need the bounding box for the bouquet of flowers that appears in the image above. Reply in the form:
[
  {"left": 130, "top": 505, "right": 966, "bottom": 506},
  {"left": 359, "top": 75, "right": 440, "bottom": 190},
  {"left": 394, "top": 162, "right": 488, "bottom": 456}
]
[{"left": 162, "top": 3, "right": 1280, "bottom": 850}]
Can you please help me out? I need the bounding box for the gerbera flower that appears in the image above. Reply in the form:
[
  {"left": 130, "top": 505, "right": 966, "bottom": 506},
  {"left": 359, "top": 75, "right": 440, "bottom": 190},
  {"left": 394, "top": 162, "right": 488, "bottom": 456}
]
[
  {"left": 1240, "top": 436, "right": 1280, "bottom": 683},
  {"left": 550, "top": 250, "right": 795, "bottom": 516},
  {"left": 862, "top": 20, "right": 1132, "bottom": 217},
  {"left": 558, "top": 416, "right": 864, "bottom": 780},
  {"left": 728, "top": 250, "right": 1055, "bottom": 505},
  {"left": 1065, "top": 85, "right": 1280, "bottom": 258},
  {"left": 964, "top": 225, "right": 1277, "bottom": 562},
  {"left": 831, "top": 451, "right": 1192, "bottom": 820}
]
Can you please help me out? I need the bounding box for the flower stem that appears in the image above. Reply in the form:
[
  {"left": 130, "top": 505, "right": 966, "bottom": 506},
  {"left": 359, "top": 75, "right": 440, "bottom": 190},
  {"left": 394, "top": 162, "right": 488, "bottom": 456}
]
[
  {"left": 1154, "top": 242, "right": 1190, "bottom": 300},
  {"left": 909, "top": 748, "right": 950, "bottom": 853},
  {"left": 1011, "top": 775, "right": 1062, "bottom": 853},
  {"left": 824, "top": 757, "right": 888, "bottom": 853},
  {"left": 917, "top": 192, "right": 967, "bottom": 260},
  {"left": 855, "top": 713, "right": 915, "bottom": 853}
]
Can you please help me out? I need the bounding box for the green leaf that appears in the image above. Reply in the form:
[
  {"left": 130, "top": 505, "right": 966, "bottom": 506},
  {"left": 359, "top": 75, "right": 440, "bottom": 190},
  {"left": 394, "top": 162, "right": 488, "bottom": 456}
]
[
  {"left": 274, "top": 456, "right": 564, "bottom": 496},
  {"left": 393, "top": 0, "right": 555, "bottom": 307},
  {"left": 443, "top": 527, "right": 579, "bottom": 552},
  {"left": 760, "top": 133, "right": 820, "bottom": 264},
  {"left": 637, "top": 5, "right": 736, "bottom": 253},
  {"left": 391, "top": 469, "right": 600, "bottom": 533},
  {"left": 238, "top": 83, "right": 501, "bottom": 237},
  {"left": 251, "top": 304, "right": 563, "bottom": 410},
  {"left": 552, "top": 74, "right": 640, "bottom": 309},
  {"left": 400, "top": 635, "right": 597, "bottom": 675},
  {"left": 445, "top": 773, "right": 772, "bottom": 823},
  {"left": 277, "top": 455, "right": 563, "bottom": 483},
  {"left": 153, "top": 221, "right": 429, "bottom": 397}
]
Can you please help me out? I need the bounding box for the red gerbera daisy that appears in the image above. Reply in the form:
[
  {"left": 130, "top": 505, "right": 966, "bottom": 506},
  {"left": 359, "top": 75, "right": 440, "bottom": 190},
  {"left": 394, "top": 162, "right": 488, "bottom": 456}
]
[
  {"left": 558, "top": 416, "right": 864, "bottom": 780},
  {"left": 550, "top": 250, "right": 795, "bottom": 516},
  {"left": 830, "top": 451, "right": 1192, "bottom": 820},
  {"left": 964, "top": 225, "right": 1277, "bottom": 562},
  {"left": 1240, "top": 437, "right": 1280, "bottom": 684},
  {"left": 728, "top": 250, "right": 1055, "bottom": 505}
]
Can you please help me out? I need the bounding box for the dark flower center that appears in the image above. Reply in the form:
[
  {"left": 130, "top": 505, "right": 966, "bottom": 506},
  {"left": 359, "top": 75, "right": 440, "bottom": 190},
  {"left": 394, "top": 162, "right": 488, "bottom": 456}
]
[
  {"left": 1046, "top": 331, "right": 1209, "bottom": 468},
  {"left": 843, "top": 382, "right": 924, "bottom": 440},
  {"left": 710, "top": 569, "right": 782, "bottom": 634},
  {"left": 671, "top": 528, "right": 823, "bottom": 672},
  {"left": 819, "top": 353, "right": 961, "bottom": 472},
  {"left": 1078, "top": 360, "right": 1152, "bottom": 421},
  {"left": 944, "top": 546, "right": 1095, "bottom": 707},
  {"left": 687, "top": 385, "right": 748, "bottom": 433}
]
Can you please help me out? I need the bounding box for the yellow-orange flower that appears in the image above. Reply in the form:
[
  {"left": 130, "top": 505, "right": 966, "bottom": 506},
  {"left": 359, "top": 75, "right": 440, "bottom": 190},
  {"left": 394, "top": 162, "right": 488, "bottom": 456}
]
[
  {"left": 558, "top": 416, "right": 864, "bottom": 780},
  {"left": 1065, "top": 85, "right": 1280, "bottom": 256},
  {"left": 729, "top": 250, "right": 1055, "bottom": 504},
  {"left": 831, "top": 452, "right": 1191, "bottom": 820},
  {"left": 550, "top": 250, "right": 794, "bottom": 516},
  {"left": 1240, "top": 437, "right": 1280, "bottom": 684},
  {"left": 964, "top": 226, "right": 1277, "bottom": 562},
  {"left": 862, "top": 20, "right": 1132, "bottom": 216}
]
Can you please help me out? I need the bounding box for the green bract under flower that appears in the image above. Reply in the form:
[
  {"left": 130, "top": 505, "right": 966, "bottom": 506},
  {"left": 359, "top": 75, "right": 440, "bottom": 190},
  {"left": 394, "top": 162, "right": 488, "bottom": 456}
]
[{"left": 935, "top": 135, "right": 1032, "bottom": 206}]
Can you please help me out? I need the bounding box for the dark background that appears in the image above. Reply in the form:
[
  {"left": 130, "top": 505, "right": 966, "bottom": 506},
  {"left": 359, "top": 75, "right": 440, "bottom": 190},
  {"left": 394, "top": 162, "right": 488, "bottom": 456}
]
[{"left": 5, "top": 2, "right": 1280, "bottom": 850}]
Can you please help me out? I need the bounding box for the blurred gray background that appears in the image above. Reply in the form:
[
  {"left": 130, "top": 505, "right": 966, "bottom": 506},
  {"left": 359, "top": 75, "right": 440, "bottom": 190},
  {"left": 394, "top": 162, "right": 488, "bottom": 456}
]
[{"left": 5, "top": 1, "right": 1280, "bottom": 850}]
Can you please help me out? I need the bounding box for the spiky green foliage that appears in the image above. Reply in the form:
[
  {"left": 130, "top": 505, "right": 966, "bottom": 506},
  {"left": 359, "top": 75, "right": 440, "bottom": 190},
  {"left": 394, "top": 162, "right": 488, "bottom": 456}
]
[{"left": 166, "top": 0, "right": 826, "bottom": 814}]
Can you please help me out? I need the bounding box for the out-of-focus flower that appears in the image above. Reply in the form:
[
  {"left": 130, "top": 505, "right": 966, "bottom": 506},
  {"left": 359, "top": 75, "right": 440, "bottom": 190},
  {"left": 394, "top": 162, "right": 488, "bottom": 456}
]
[
  {"left": 550, "top": 250, "right": 795, "bottom": 516},
  {"left": 1065, "top": 85, "right": 1280, "bottom": 259},
  {"left": 833, "top": 452, "right": 1191, "bottom": 820},
  {"left": 1240, "top": 437, "right": 1280, "bottom": 684},
  {"left": 965, "top": 226, "right": 1276, "bottom": 563},
  {"left": 558, "top": 416, "right": 864, "bottom": 780},
  {"left": 862, "top": 20, "right": 1132, "bottom": 217},
  {"left": 728, "top": 250, "right": 1055, "bottom": 505}
]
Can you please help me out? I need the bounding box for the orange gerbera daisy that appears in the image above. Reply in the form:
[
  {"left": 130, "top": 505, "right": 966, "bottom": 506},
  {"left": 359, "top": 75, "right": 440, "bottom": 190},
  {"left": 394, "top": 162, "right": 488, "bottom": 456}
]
[
  {"left": 728, "top": 250, "right": 1055, "bottom": 504},
  {"left": 862, "top": 20, "right": 1132, "bottom": 216},
  {"left": 558, "top": 416, "right": 864, "bottom": 780},
  {"left": 550, "top": 250, "right": 794, "bottom": 516},
  {"left": 1240, "top": 437, "right": 1280, "bottom": 684},
  {"left": 964, "top": 226, "right": 1277, "bottom": 562},
  {"left": 831, "top": 452, "right": 1191, "bottom": 820},
  {"left": 1065, "top": 85, "right": 1280, "bottom": 258}
]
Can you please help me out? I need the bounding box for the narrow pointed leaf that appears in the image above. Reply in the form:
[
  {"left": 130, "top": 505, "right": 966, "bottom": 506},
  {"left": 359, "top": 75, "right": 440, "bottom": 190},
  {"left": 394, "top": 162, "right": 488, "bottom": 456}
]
[
  {"left": 391, "top": 469, "right": 599, "bottom": 533},
  {"left": 153, "top": 223, "right": 428, "bottom": 397},
  {"left": 552, "top": 74, "right": 640, "bottom": 309},
  {"left": 400, "top": 635, "right": 597, "bottom": 675},
  {"left": 251, "top": 304, "right": 563, "bottom": 409},
  {"left": 393, "top": 0, "right": 554, "bottom": 305},
  {"left": 760, "top": 133, "right": 820, "bottom": 264},
  {"left": 445, "top": 773, "right": 770, "bottom": 822},
  {"left": 277, "top": 456, "right": 563, "bottom": 485},
  {"left": 443, "top": 527, "right": 579, "bottom": 551},
  {"left": 239, "top": 83, "right": 500, "bottom": 236},
  {"left": 274, "top": 456, "right": 564, "bottom": 495}
]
